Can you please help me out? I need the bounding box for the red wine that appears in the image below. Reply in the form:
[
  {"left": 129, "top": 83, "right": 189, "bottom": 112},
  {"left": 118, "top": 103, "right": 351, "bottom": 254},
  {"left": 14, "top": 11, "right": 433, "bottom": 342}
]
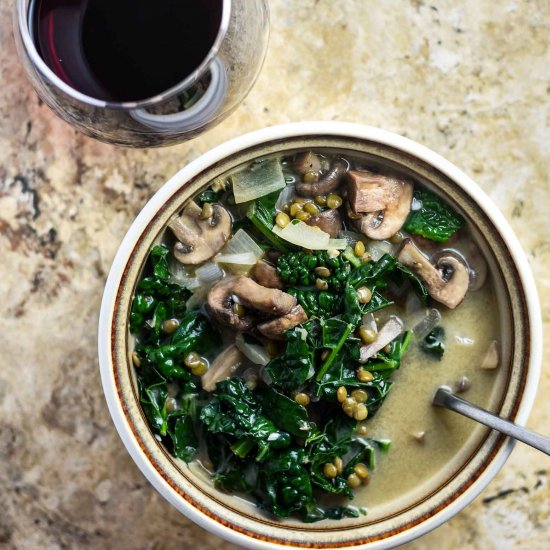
[{"left": 32, "top": 0, "right": 223, "bottom": 102}]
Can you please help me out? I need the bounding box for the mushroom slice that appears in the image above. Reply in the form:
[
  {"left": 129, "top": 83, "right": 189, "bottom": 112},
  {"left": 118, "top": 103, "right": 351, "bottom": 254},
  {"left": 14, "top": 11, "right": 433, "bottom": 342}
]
[
  {"left": 257, "top": 305, "right": 308, "bottom": 340},
  {"left": 206, "top": 276, "right": 297, "bottom": 330},
  {"left": 234, "top": 276, "right": 296, "bottom": 315},
  {"left": 462, "top": 240, "right": 488, "bottom": 291},
  {"left": 202, "top": 345, "right": 244, "bottom": 392},
  {"left": 480, "top": 340, "right": 499, "bottom": 370},
  {"left": 348, "top": 171, "right": 400, "bottom": 213},
  {"left": 359, "top": 317, "right": 404, "bottom": 363},
  {"left": 353, "top": 177, "right": 413, "bottom": 240},
  {"left": 169, "top": 201, "right": 231, "bottom": 265},
  {"left": 206, "top": 277, "right": 256, "bottom": 331},
  {"left": 251, "top": 260, "right": 283, "bottom": 289},
  {"left": 293, "top": 151, "right": 322, "bottom": 175},
  {"left": 397, "top": 239, "right": 470, "bottom": 309},
  {"left": 306, "top": 208, "right": 342, "bottom": 237},
  {"left": 296, "top": 159, "right": 348, "bottom": 197}
]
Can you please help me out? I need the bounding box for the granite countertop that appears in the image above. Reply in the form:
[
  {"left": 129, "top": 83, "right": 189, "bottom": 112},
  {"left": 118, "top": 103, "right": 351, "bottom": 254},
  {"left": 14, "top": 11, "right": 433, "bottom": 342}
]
[{"left": 1, "top": 0, "right": 549, "bottom": 548}]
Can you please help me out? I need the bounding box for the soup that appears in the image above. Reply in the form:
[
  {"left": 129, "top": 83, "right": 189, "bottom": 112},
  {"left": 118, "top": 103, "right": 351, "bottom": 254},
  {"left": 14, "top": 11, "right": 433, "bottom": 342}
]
[{"left": 129, "top": 150, "right": 504, "bottom": 522}]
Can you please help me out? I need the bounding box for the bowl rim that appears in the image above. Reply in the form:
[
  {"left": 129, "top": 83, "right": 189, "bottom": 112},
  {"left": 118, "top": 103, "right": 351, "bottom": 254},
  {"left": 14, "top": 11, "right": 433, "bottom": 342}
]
[{"left": 98, "top": 121, "right": 542, "bottom": 549}]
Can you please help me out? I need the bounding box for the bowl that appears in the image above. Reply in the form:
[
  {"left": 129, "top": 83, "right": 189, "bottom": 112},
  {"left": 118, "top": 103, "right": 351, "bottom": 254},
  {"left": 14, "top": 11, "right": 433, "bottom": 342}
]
[{"left": 98, "top": 122, "right": 542, "bottom": 549}]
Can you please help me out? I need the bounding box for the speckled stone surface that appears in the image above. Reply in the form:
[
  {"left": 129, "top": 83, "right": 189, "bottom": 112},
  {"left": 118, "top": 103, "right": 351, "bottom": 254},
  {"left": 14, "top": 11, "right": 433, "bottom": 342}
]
[{"left": 1, "top": 0, "right": 549, "bottom": 548}]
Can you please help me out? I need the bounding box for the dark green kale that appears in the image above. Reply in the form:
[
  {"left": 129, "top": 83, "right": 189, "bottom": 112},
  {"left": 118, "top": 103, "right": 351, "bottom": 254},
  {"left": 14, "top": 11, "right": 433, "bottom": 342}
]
[
  {"left": 287, "top": 289, "right": 341, "bottom": 317},
  {"left": 314, "top": 332, "right": 411, "bottom": 415},
  {"left": 266, "top": 321, "right": 318, "bottom": 392},
  {"left": 200, "top": 378, "right": 290, "bottom": 461},
  {"left": 421, "top": 326, "right": 445, "bottom": 359},
  {"left": 246, "top": 190, "right": 291, "bottom": 252},
  {"left": 404, "top": 188, "right": 464, "bottom": 242},
  {"left": 138, "top": 310, "right": 222, "bottom": 381},
  {"left": 130, "top": 244, "right": 191, "bottom": 342},
  {"left": 277, "top": 250, "right": 353, "bottom": 290},
  {"left": 195, "top": 188, "right": 224, "bottom": 205},
  {"left": 137, "top": 379, "right": 200, "bottom": 461},
  {"left": 394, "top": 265, "right": 429, "bottom": 304}
]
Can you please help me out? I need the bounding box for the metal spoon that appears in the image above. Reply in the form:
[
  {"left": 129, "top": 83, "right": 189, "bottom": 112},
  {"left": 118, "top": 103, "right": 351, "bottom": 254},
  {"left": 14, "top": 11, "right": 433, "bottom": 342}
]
[{"left": 432, "top": 386, "right": 550, "bottom": 456}]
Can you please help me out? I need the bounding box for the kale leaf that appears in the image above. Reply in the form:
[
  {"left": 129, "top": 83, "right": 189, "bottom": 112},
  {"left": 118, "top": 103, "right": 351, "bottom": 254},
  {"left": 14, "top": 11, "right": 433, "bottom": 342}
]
[
  {"left": 140, "top": 310, "right": 221, "bottom": 381},
  {"left": 404, "top": 188, "right": 464, "bottom": 242},
  {"left": 246, "top": 190, "right": 291, "bottom": 252},
  {"left": 262, "top": 386, "right": 312, "bottom": 437},
  {"left": 200, "top": 378, "right": 290, "bottom": 461},
  {"left": 258, "top": 448, "right": 314, "bottom": 519},
  {"left": 266, "top": 322, "right": 317, "bottom": 391},
  {"left": 196, "top": 188, "right": 224, "bottom": 205},
  {"left": 165, "top": 393, "right": 199, "bottom": 462},
  {"left": 139, "top": 380, "right": 168, "bottom": 436},
  {"left": 277, "top": 250, "right": 353, "bottom": 290},
  {"left": 287, "top": 289, "right": 341, "bottom": 318},
  {"left": 138, "top": 380, "right": 199, "bottom": 462},
  {"left": 130, "top": 244, "right": 191, "bottom": 341},
  {"left": 421, "top": 326, "right": 445, "bottom": 359}
]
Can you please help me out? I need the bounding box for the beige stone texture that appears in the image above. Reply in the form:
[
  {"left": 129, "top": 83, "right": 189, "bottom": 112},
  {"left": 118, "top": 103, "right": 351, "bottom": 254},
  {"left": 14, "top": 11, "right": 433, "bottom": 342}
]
[{"left": 1, "top": 0, "right": 549, "bottom": 548}]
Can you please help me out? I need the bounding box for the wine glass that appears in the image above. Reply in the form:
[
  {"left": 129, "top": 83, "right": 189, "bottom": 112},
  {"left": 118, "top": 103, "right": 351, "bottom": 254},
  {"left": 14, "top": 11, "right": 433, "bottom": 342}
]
[{"left": 13, "top": 0, "right": 270, "bottom": 147}]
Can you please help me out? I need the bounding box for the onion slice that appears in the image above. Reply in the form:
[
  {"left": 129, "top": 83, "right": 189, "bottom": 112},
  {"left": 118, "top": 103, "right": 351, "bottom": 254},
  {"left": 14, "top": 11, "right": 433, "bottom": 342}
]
[
  {"left": 235, "top": 333, "right": 271, "bottom": 366},
  {"left": 412, "top": 308, "right": 441, "bottom": 339},
  {"left": 231, "top": 159, "right": 286, "bottom": 204},
  {"left": 273, "top": 221, "right": 347, "bottom": 250},
  {"left": 215, "top": 252, "right": 258, "bottom": 265},
  {"left": 196, "top": 262, "right": 224, "bottom": 284},
  {"left": 220, "top": 229, "right": 264, "bottom": 259},
  {"left": 359, "top": 317, "right": 404, "bottom": 363}
]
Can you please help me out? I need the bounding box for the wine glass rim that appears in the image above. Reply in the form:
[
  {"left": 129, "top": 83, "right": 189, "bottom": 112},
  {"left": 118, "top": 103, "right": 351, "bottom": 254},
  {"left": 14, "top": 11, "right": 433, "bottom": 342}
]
[{"left": 16, "top": 0, "right": 232, "bottom": 111}]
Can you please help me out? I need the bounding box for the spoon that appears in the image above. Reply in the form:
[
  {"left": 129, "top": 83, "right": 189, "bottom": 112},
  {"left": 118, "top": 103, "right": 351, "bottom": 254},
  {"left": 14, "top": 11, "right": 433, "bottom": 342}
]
[{"left": 432, "top": 386, "right": 550, "bottom": 456}]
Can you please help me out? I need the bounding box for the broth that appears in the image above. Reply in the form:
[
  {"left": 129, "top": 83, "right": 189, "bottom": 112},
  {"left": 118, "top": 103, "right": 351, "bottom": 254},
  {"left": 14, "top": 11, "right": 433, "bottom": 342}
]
[
  {"left": 129, "top": 149, "right": 505, "bottom": 522},
  {"left": 359, "top": 283, "right": 504, "bottom": 516}
]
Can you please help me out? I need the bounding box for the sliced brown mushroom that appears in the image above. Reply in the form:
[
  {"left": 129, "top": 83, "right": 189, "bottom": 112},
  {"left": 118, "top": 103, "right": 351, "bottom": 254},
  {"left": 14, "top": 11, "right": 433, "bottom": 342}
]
[
  {"left": 348, "top": 171, "right": 399, "bottom": 212},
  {"left": 206, "top": 277, "right": 256, "bottom": 331},
  {"left": 397, "top": 239, "right": 470, "bottom": 309},
  {"left": 480, "top": 340, "right": 499, "bottom": 369},
  {"left": 257, "top": 305, "right": 308, "bottom": 340},
  {"left": 251, "top": 260, "right": 283, "bottom": 289},
  {"left": 352, "top": 175, "right": 413, "bottom": 240},
  {"left": 461, "top": 240, "right": 488, "bottom": 291},
  {"left": 202, "top": 344, "right": 244, "bottom": 392},
  {"left": 359, "top": 317, "right": 404, "bottom": 363},
  {"left": 169, "top": 201, "right": 231, "bottom": 264},
  {"left": 306, "top": 209, "right": 342, "bottom": 237},
  {"left": 296, "top": 159, "right": 348, "bottom": 197},
  {"left": 293, "top": 151, "right": 322, "bottom": 175},
  {"left": 207, "top": 276, "right": 296, "bottom": 330}
]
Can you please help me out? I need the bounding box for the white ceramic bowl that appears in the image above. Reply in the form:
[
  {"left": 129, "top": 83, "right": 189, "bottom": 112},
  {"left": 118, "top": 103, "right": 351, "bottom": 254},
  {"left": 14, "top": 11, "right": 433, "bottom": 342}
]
[{"left": 98, "top": 122, "right": 542, "bottom": 549}]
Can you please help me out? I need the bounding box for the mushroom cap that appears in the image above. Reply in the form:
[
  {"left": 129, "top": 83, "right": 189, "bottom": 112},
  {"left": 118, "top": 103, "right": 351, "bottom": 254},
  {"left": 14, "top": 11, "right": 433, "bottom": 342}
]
[
  {"left": 206, "top": 276, "right": 297, "bottom": 331},
  {"left": 295, "top": 159, "right": 348, "bottom": 197},
  {"left": 257, "top": 305, "right": 308, "bottom": 340},
  {"left": 397, "top": 239, "right": 469, "bottom": 309},
  {"left": 169, "top": 201, "right": 231, "bottom": 265},
  {"left": 355, "top": 179, "right": 413, "bottom": 240},
  {"left": 433, "top": 255, "right": 470, "bottom": 309},
  {"left": 306, "top": 208, "right": 342, "bottom": 237},
  {"left": 348, "top": 171, "right": 398, "bottom": 213},
  {"left": 251, "top": 260, "right": 283, "bottom": 289},
  {"left": 206, "top": 277, "right": 256, "bottom": 331},
  {"left": 293, "top": 151, "right": 322, "bottom": 175}
]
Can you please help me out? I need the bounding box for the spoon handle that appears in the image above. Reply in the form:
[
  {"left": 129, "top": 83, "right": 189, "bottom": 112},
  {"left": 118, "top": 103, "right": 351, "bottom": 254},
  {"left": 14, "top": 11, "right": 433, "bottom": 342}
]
[{"left": 433, "top": 386, "right": 550, "bottom": 456}]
